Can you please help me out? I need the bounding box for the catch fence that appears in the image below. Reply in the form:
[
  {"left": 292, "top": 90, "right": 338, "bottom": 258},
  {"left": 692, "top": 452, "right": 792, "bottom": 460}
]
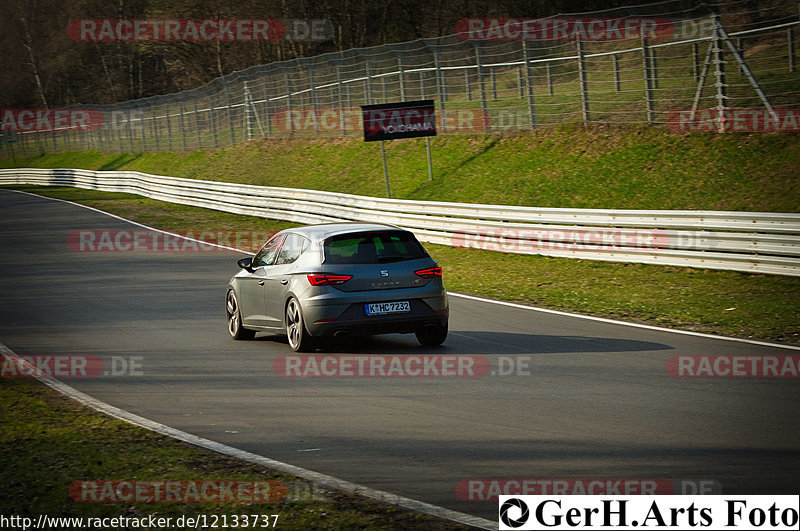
[{"left": 3, "top": 0, "right": 800, "bottom": 156}]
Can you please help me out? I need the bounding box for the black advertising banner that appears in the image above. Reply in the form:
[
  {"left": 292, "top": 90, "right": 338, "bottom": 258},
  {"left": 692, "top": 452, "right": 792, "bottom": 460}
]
[{"left": 361, "top": 100, "right": 437, "bottom": 142}]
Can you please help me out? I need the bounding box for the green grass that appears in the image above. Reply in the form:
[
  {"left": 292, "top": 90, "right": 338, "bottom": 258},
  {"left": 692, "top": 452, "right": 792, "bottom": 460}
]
[
  {"left": 0, "top": 377, "right": 469, "bottom": 529},
  {"left": 5, "top": 185, "right": 799, "bottom": 344},
  {"left": 3, "top": 126, "right": 799, "bottom": 212}
]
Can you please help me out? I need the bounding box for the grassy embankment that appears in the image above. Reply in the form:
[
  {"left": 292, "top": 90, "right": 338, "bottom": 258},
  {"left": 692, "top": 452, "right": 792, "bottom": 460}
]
[{"left": 3, "top": 126, "right": 799, "bottom": 343}]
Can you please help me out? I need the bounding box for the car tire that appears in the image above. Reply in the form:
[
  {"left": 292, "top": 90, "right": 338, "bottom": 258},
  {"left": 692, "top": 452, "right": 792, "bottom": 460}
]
[
  {"left": 286, "top": 297, "right": 316, "bottom": 352},
  {"left": 416, "top": 323, "right": 448, "bottom": 346},
  {"left": 227, "top": 290, "right": 256, "bottom": 340}
]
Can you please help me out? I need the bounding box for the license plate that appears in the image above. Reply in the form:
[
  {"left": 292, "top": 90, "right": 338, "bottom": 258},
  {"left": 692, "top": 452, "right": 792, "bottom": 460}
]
[{"left": 364, "top": 301, "right": 410, "bottom": 316}]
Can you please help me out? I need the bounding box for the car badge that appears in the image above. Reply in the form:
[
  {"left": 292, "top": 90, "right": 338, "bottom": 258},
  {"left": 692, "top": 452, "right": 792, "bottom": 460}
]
[{"left": 380, "top": 270, "right": 389, "bottom": 277}]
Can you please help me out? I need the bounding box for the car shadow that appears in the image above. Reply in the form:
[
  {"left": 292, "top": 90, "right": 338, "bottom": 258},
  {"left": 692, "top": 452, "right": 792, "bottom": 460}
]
[{"left": 253, "top": 330, "right": 672, "bottom": 355}]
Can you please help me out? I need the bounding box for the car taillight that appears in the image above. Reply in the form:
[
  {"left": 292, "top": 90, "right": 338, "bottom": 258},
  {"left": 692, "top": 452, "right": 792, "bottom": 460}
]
[
  {"left": 307, "top": 273, "right": 353, "bottom": 286},
  {"left": 414, "top": 266, "right": 442, "bottom": 278}
]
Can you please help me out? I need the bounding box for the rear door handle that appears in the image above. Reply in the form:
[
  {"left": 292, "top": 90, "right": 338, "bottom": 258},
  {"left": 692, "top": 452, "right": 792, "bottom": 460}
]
[
  {"left": 258, "top": 280, "right": 265, "bottom": 286},
  {"left": 280, "top": 279, "right": 288, "bottom": 285}
]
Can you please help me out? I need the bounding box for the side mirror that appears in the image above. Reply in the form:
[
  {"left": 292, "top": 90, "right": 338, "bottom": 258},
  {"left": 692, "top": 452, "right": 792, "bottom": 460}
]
[{"left": 237, "top": 257, "right": 254, "bottom": 272}]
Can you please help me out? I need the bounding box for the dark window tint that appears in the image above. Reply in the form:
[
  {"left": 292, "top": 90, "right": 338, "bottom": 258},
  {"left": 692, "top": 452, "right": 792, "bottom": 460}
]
[{"left": 324, "top": 231, "right": 427, "bottom": 264}]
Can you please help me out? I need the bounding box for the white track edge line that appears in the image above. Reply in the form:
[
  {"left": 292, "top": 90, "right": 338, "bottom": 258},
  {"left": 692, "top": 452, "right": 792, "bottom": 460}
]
[
  {"left": 7, "top": 187, "right": 799, "bottom": 352},
  {"left": 7, "top": 188, "right": 248, "bottom": 253},
  {"left": 0, "top": 344, "right": 495, "bottom": 530},
  {"left": 447, "top": 292, "right": 800, "bottom": 351}
]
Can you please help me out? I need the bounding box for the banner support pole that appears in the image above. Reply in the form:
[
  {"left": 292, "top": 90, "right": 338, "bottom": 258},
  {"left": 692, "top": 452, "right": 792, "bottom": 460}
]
[
  {"left": 380, "top": 140, "right": 391, "bottom": 198},
  {"left": 426, "top": 137, "right": 433, "bottom": 182}
]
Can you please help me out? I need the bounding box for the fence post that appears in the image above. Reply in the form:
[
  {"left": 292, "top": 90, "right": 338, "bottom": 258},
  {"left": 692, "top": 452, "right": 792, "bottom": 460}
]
[
  {"left": 263, "top": 82, "right": 273, "bottom": 137},
  {"left": 790, "top": 27, "right": 796, "bottom": 72},
  {"left": 17, "top": 131, "right": 26, "bottom": 157},
  {"left": 522, "top": 40, "right": 536, "bottom": 129},
  {"left": 362, "top": 54, "right": 373, "bottom": 105},
  {"left": 641, "top": 36, "right": 655, "bottom": 124},
  {"left": 192, "top": 98, "right": 202, "bottom": 149},
  {"left": 396, "top": 52, "right": 406, "bottom": 100},
  {"left": 465, "top": 69, "right": 472, "bottom": 101},
  {"left": 150, "top": 103, "right": 159, "bottom": 151},
  {"left": 284, "top": 69, "right": 293, "bottom": 136},
  {"left": 613, "top": 53, "right": 621, "bottom": 92},
  {"left": 474, "top": 42, "right": 489, "bottom": 130},
  {"left": 576, "top": 39, "right": 589, "bottom": 123},
  {"left": 180, "top": 100, "right": 189, "bottom": 151},
  {"left": 165, "top": 103, "right": 172, "bottom": 151},
  {"left": 309, "top": 64, "right": 319, "bottom": 131},
  {"left": 224, "top": 83, "right": 237, "bottom": 145},
  {"left": 332, "top": 56, "right": 345, "bottom": 132},
  {"left": 38, "top": 129, "right": 46, "bottom": 155},
  {"left": 737, "top": 37, "right": 744, "bottom": 74},
  {"left": 127, "top": 107, "right": 136, "bottom": 152},
  {"left": 209, "top": 95, "right": 219, "bottom": 147},
  {"left": 546, "top": 62, "right": 553, "bottom": 96},
  {"left": 424, "top": 40, "right": 447, "bottom": 131},
  {"left": 490, "top": 68, "right": 497, "bottom": 100},
  {"left": 140, "top": 103, "right": 148, "bottom": 151},
  {"left": 243, "top": 81, "right": 252, "bottom": 140},
  {"left": 711, "top": 21, "right": 728, "bottom": 132},
  {"left": 651, "top": 46, "right": 659, "bottom": 89},
  {"left": 693, "top": 42, "right": 700, "bottom": 81}
]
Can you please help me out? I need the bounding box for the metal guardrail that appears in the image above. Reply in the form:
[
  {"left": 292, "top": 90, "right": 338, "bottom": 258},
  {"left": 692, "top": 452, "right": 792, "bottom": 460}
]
[{"left": 2, "top": 168, "right": 799, "bottom": 276}]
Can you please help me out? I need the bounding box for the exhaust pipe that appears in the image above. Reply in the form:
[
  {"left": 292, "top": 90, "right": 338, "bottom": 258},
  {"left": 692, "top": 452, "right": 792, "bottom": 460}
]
[{"left": 333, "top": 330, "right": 350, "bottom": 338}]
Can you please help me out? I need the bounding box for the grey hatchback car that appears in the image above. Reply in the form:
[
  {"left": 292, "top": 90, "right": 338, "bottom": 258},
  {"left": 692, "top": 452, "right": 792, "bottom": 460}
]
[{"left": 226, "top": 223, "right": 448, "bottom": 351}]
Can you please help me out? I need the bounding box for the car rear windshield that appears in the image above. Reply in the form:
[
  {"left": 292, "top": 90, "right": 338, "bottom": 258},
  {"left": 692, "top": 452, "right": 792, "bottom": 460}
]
[{"left": 323, "top": 230, "right": 428, "bottom": 264}]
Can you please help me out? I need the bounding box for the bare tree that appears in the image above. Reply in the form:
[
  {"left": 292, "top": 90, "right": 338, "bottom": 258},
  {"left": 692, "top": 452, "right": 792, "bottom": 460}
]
[{"left": 16, "top": 0, "right": 48, "bottom": 108}]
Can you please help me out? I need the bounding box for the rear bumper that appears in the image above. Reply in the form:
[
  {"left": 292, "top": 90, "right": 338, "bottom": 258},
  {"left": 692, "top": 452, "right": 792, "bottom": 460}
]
[
  {"left": 309, "top": 313, "right": 448, "bottom": 337},
  {"left": 301, "top": 287, "right": 448, "bottom": 337}
]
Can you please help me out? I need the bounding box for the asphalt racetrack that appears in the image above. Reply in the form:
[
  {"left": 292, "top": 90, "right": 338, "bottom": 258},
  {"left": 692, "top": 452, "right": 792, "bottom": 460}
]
[{"left": 1, "top": 188, "right": 798, "bottom": 521}]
